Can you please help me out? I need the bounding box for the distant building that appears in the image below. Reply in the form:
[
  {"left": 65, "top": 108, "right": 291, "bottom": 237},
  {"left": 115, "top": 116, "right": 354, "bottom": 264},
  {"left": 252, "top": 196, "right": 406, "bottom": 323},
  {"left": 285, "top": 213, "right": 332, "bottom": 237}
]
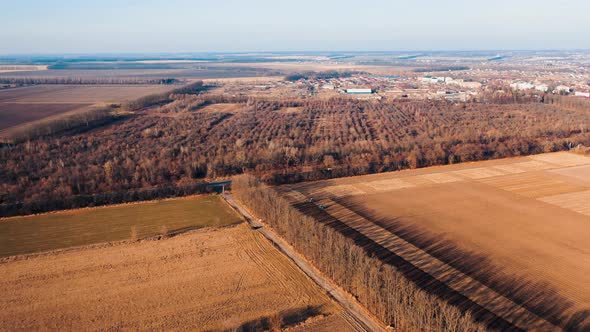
[
  {"left": 346, "top": 88, "right": 372, "bottom": 95},
  {"left": 449, "top": 79, "right": 482, "bottom": 89},
  {"left": 421, "top": 76, "right": 444, "bottom": 84},
  {"left": 575, "top": 91, "right": 590, "bottom": 98},
  {"left": 535, "top": 84, "right": 549, "bottom": 92},
  {"left": 445, "top": 92, "right": 469, "bottom": 102},
  {"left": 510, "top": 82, "right": 534, "bottom": 91},
  {"left": 554, "top": 85, "right": 571, "bottom": 94}
]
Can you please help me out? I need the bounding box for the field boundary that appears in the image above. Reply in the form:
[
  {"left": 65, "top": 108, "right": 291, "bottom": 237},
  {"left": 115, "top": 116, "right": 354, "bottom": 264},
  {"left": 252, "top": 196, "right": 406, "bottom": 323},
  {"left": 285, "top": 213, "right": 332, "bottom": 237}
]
[
  {"left": 0, "top": 193, "right": 214, "bottom": 222},
  {"left": 222, "top": 193, "right": 387, "bottom": 332},
  {"left": 0, "top": 222, "right": 244, "bottom": 264}
]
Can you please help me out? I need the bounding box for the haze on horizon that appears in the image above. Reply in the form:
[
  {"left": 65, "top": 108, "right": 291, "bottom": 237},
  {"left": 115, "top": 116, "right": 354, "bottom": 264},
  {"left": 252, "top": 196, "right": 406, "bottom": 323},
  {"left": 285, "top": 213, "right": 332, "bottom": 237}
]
[{"left": 1, "top": 0, "right": 589, "bottom": 54}]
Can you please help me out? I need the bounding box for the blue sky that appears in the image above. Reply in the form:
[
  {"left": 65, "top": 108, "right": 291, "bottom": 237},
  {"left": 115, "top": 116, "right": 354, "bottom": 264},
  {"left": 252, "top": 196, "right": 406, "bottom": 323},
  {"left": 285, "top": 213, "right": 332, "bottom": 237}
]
[{"left": 1, "top": 0, "right": 589, "bottom": 54}]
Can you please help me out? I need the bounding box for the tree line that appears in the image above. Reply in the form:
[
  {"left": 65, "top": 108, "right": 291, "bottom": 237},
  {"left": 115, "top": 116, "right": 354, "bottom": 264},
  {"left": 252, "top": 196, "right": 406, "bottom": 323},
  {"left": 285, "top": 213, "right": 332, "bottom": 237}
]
[
  {"left": 231, "top": 174, "right": 490, "bottom": 331},
  {"left": 232, "top": 175, "right": 589, "bottom": 331}
]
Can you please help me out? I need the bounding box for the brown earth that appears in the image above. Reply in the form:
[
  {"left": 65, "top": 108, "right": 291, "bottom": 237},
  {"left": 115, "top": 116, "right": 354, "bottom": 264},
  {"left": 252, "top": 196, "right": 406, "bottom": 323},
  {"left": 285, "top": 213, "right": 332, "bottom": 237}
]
[
  {"left": 0, "top": 102, "right": 91, "bottom": 130},
  {"left": 0, "top": 85, "right": 178, "bottom": 133},
  {"left": 280, "top": 152, "right": 590, "bottom": 330},
  {"left": 0, "top": 85, "right": 175, "bottom": 103},
  {"left": 198, "top": 103, "right": 245, "bottom": 114},
  {"left": 278, "top": 106, "right": 304, "bottom": 114},
  {"left": 0, "top": 223, "right": 357, "bottom": 331}
]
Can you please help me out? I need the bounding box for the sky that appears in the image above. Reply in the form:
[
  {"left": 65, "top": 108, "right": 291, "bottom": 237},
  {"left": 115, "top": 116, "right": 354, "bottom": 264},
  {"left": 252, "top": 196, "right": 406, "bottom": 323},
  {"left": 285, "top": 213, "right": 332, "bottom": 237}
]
[{"left": 1, "top": 0, "right": 589, "bottom": 54}]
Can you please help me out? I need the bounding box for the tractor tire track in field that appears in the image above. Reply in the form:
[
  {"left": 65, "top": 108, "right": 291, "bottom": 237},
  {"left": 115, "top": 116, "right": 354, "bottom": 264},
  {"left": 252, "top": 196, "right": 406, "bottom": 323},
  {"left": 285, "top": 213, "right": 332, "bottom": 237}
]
[
  {"left": 222, "top": 193, "right": 384, "bottom": 332},
  {"left": 237, "top": 224, "right": 317, "bottom": 306}
]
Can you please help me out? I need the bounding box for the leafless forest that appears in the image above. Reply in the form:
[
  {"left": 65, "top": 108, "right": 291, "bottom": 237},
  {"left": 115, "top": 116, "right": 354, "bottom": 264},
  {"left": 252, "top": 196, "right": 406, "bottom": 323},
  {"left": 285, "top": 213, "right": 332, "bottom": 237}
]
[{"left": 2, "top": 90, "right": 589, "bottom": 216}]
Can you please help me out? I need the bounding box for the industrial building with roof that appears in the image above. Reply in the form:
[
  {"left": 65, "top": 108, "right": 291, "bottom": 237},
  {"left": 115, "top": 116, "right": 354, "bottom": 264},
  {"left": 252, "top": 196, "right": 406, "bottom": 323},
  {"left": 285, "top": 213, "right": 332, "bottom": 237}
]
[{"left": 346, "top": 88, "right": 372, "bottom": 95}]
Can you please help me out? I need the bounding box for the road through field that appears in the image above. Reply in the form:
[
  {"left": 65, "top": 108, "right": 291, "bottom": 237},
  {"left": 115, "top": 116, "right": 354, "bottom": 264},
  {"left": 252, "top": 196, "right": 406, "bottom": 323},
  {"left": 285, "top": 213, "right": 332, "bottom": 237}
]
[{"left": 222, "top": 193, "right": 386, "bottom": 332}]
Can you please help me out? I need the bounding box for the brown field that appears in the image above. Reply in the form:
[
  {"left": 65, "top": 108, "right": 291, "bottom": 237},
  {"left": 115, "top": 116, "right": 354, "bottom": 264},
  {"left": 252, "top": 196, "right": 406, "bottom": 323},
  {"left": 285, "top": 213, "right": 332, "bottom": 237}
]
[
  {"left": 0, "top": 223, "right": 357, "bottom": 331},
  {"left": 278, "top": 106, "right": 304, "bottom": 114},
  {"left": 198, "top": 103, "right": 245, "bottom": 114},
  {"left": 0, "top": 102, "right": 91, "bottom": 130},
  {"left": 0, "top": 85, "right": 176, "bottom": 133},
  {"left": 0, "top": 65, "right": 47, "bottom": 73},
  {"left": 280, "top": 151, "right": 590, "bottom": 330},
  {"left": 0, "top": 85, "right": 175, "bottom": 103}
]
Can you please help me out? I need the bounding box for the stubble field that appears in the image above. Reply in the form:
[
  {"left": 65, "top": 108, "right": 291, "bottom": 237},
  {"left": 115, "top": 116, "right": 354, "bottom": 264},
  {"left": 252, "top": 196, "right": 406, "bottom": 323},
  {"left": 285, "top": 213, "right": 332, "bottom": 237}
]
[
  {"left": 280, "top": 151, "right": 590, "bottom": 330},
  {"left": 0, "top": 223, "right": 356, "bottom": 331}
]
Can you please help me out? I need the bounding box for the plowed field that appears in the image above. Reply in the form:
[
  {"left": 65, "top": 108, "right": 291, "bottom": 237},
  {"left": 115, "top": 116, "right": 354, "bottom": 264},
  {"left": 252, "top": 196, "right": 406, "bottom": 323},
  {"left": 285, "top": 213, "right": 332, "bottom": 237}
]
[{"left": 280, "top": 152, "right": 590, "bottom": 330}]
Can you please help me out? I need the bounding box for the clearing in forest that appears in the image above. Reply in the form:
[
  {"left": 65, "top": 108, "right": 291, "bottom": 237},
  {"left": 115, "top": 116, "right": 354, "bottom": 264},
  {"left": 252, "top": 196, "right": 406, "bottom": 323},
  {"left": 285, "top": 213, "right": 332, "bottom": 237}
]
[{"left": 197, "top": 102, "right": 245, "bottom": 114}]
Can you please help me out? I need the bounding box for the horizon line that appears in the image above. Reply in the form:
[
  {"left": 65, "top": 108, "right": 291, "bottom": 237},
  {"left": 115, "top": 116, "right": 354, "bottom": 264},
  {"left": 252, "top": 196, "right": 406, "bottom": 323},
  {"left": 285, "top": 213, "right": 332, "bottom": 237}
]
[{"left": 2, "top": 49, "right": 590, "bottom": 58}]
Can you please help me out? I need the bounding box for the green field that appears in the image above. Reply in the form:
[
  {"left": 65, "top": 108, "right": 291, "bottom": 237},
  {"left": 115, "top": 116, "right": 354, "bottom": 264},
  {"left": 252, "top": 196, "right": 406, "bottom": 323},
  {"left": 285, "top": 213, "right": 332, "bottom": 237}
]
[{"left": 0, "top": 195, "right": 242, "bottom": 258}]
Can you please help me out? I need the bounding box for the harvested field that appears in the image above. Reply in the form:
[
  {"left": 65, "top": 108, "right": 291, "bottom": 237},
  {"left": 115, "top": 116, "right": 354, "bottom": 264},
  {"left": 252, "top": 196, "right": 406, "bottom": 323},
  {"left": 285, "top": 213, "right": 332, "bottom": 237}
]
[
  {"left": 0, "top": 102, "right": 91, "bottom": 130},
  {"left": 280, "top": 152, "right": 590, "bottom": 330},
  {"left": 198, "top": 103, "right": 245, "bottom": 114},
  {"left": 549, "top": 164, "right": 590, "bottom": 186},
  {"left": 539, "top": 190, "right": 590, "bottom": 217},
  {"left": 0, "top": 223, "right": 354, "bottom": 331},
  {"left": 0, "top": 85, "right": 174, "bottom": 103},
  {"left": 0, "top": 195, "right": 242, "bottom": 258},
  {"left": 0, "top": 85, "right": 177, "bottom": 133}
]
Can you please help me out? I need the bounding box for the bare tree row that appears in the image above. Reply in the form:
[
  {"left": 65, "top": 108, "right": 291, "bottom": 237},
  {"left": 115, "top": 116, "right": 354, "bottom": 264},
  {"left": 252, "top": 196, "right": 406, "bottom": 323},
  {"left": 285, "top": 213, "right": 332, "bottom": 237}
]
[{"left": 232, "top": 174, "right": 490, "bottom": 331}]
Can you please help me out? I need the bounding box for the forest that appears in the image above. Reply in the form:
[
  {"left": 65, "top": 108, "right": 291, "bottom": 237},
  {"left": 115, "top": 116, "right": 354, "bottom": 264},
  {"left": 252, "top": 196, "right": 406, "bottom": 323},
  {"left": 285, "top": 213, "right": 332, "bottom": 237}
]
[{"left": 1, "top": 91, "right": 589, "bottom": 216}]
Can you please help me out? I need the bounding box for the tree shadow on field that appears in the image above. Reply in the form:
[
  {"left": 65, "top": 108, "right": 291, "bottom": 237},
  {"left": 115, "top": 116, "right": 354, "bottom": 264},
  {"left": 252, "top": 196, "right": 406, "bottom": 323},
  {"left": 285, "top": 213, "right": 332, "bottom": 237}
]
[
  {"left": 211, "top": 305, "right": 326, "bottom": 332},
  {"left": 316, "top": 195, "right": 590, "bottom": 332},
  {"left": 287, "top": 195, "right": 590, "bottom": 331},
  {"left": 291, "top": 200, "right": 519, "bottom": 331}
]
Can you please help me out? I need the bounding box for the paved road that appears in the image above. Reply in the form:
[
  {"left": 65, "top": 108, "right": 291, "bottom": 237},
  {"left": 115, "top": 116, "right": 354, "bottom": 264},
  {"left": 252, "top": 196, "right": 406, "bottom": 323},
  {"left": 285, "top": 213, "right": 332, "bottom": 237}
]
[{"left": 222, "top": 193, "right": 387, "bottom": 332}]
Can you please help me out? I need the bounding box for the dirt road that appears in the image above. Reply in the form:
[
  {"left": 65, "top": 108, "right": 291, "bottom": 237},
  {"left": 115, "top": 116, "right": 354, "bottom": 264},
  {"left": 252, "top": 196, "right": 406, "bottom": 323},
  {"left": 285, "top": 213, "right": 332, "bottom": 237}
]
[
  {"left": 0, "top": 223, "right": 353, "bottom": 331},
  {"left": 222, "top": 193, "right": 387, "bottom": 332}
]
